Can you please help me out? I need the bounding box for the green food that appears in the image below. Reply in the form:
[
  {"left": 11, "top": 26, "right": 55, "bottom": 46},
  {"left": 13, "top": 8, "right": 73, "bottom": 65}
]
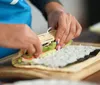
[
  {"left": 48, "top": 42, "right": 56, "bottom": 50},
  {"left": 43, "top": 46, "right": 49, "bottom": 52},
  {"left": 42, "top": 40, "right": 72, "bottom": 52},
  {"left": 17, "top": 58, "right": 22, "bottom": 63},
  {"left": 43, "top": 41, "right": 56, "bottom": 52}
]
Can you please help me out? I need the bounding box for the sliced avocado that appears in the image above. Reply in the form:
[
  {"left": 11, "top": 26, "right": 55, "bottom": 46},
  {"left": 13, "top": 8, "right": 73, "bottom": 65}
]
[
  {"left": 42, "top": 40, "right": 72, "bottom": 52},
  {"left": 42, "top": 41, "right": 56, "bottom": 52},
  {"left": 48, "top": 42, "right": 56, "bottom": 50},
  {"left": 43, "top": 46, "right": 49, "bottom": 52}
]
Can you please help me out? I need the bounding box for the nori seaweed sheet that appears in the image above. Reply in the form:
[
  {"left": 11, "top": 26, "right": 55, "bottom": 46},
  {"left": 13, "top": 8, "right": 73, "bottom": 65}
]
[
  {"left": 13, "top": 49, "right": 100, "bottom": 68},
  {"left": 61, "top": 49, "right": 100, "bottom": 68}
]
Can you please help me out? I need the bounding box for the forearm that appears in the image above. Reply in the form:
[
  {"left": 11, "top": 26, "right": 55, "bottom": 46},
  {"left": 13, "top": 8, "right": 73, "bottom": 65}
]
[{"left": 29, "top": 0, "right": 62, "bottom": 20}]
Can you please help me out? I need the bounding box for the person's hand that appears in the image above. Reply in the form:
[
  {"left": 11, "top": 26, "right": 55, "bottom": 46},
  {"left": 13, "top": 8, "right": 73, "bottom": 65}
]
[
  {"left": 0, "top": 24, "right": 42, "bottom": 57},
  {"left": 46, "top": 2, "right": 82, "bottom": 49}
]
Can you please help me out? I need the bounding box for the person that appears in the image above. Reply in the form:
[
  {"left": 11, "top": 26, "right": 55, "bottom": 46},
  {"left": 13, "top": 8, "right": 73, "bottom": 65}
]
[{"left": 0, "top": 0, "right": 82, "bottom": 58}]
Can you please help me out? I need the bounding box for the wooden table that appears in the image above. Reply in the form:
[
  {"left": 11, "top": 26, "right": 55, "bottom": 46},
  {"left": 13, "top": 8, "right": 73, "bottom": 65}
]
[
  {"left": 84, "top": 71, "right": 100, "bottom": 83},
  {"left": 1, "top": 63, "right": 100, "bottom": 84}
]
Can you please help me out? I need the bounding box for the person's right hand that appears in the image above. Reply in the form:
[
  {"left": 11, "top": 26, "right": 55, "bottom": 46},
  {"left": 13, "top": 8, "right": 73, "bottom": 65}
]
[{"left": 0, "top": 24, "right": 42, "bottom": 57}]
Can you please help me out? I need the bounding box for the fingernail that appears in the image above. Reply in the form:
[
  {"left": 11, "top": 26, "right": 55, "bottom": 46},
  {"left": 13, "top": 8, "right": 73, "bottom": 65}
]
[
  {"left": 58, "top": 39, "right": 60, "bottom": 44},
  {"left": 56, "top": 39, "right": 60, "bottom": 45}
]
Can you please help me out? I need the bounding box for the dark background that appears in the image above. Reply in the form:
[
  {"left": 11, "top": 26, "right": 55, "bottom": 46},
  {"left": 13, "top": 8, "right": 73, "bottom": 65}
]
[
  {"left": 86, "top": 0, "right": 100, "bottom": 26},
  {"left": 74, "top": 0, "right": 100, "bottom": 43}
]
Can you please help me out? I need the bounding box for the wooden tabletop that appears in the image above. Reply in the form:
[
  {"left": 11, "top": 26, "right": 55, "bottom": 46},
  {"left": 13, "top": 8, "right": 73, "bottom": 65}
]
[
  {"left": 0, "top": 67, "right": 100, "bottom": 84},
  {"left": 84, "top": 71, "right": 100, "bottom": 83}
]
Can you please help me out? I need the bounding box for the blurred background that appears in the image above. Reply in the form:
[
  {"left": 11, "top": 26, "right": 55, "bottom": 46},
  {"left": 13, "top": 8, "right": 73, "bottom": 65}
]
[{"left": 27, "top": 0, "right": 100, "bottom": 42}]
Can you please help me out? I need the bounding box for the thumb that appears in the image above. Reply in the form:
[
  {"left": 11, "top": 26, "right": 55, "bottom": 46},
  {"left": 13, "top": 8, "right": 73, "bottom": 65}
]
[{"left": 34, "top": 39, "right": 42, "bottom": 57}]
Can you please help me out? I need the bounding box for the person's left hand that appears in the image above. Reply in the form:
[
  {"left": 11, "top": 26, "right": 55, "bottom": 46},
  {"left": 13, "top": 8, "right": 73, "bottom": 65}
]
[{"left": 47, "top": 9, "right": 82, "bottom": 49}]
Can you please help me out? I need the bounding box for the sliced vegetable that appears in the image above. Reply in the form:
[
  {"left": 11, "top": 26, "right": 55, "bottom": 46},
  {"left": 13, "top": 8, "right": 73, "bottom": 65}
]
[
  {"left": 43, "top": 46, "right": 49, "bottom": 52},
  {"left": 48, "top": 41, "right": 56, "bottom": 50},
  {"left": 41, "top": 49, "right": 56, "bottom": 58},
  {"left": 43, "top": 41, "right": 56, "bottom": 52}
]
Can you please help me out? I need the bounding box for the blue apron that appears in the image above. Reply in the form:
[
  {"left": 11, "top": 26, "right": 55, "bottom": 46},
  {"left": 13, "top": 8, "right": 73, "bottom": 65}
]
[{"left": 0, "top": 0, "right": 32, "bottom": 58}]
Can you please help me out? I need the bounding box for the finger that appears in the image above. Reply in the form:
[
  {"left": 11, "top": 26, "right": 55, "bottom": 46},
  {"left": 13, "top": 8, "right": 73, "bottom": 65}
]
[
  {"left": 29, "top": 32, "right": 42, "bottom": 57},
  {"left": 74, "top": 19, "right": 82, "bottom": 38},
  {"left": 3, "top": 39, "right": 29, "bottom": 49},
  {"left": 59, "top": 14, "right": 72, "bottom": 46},
  {"left": 59, "top": 31, "right": 67, "bottom": 46},
  {"left": 27, "top": 44, "right": 36, "bottom": 55},
  {"left": 56, "top": 13, "right": 67, "bottom": 43},
  {"left": 33, "top": 38, "right": 42, "bottom": 57},
  {"left": 65, "top": 19, "right": 76, "bottom": 43},
  {"left": 65, "top": 32, "right": 74, "bottom": 44},
  {"left": 69, "top": 16, "right": 77, "bottom": 39}
]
